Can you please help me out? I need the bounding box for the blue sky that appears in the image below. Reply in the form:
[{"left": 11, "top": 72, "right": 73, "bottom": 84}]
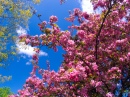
[{"left": 0, "top": 0, "right": 93, "bottom": 94}]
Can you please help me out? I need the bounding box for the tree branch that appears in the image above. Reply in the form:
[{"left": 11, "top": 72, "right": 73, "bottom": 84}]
[{"left": 95, "top": 0, "right": 116, "bottom": 61}]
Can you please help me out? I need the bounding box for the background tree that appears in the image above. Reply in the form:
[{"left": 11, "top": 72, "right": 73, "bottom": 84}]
[
  {"left": 0, "top": 0, "right": 40, "bottom": 82},
  {"left": 0, "top": 87, "right": 12, "bottom": 97},
  {"left": 11, "top": 0, "right": 130, "bottom": 97}
]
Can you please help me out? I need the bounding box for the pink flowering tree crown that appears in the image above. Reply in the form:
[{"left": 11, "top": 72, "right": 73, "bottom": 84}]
[{"left": 10, "top": 0, "right": 130, "bottom": 97}]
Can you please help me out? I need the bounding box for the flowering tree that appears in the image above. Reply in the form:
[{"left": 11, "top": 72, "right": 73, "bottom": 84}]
[{"left": 11, "top": 0, "right": 130, "bottom": 96}]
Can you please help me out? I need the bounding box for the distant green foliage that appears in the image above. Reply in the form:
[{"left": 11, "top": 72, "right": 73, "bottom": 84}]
[
  {"left": 0, "top": 0, "right": 33, "bottom": 65},
  {"left": 0, "top": 87, "right": 12, "bottom": 97},
  {"left": 0, "top": 0, "right": 40, "bottom": 82}
]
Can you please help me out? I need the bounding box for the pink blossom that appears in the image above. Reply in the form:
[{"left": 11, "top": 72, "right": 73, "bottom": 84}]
[
  {"left": 50, "top": 15, "right": 58, "bottom": 23},
  {"left": 106, "top": 92, "right": 114, "bottom": 97},
  {"left": 69, "top": 70, "right": 79, "bottom": 82},
  {"left": 116, "top": 38, "right": 128, "bottom": 44},
  {"left": 90, "top": 80, "right": 96, "bottom": 87},
  {"left": 25, "top": 38, "right": 31, "bottom": 44},
  {"left": 82, "top": 12, "right": 89, "bottom": 19},
  {"left": 32, "top": 54, "right": 38, "bottom": 62},
  {"left": 38, "top": 21, "right": 47, "bottom": 30},
  {"left": 127, "top": 52, "right": 130, "bottom": 57},
  {"left": 67, "top": 40, "right": 75, "bottom": 46},
  {"left": 95, "top": 81, "right": 103, "bottom": 87},
  {"left": 73, "top": 8, "right": 81, "bottom": 16},
  {"left": 92, "top": 63, "right": 98, "bottom": 71},
  {"left": 119, "top": 57, "right": 125, "bottom": 62},
  {"left": 77, "top": 30, "right": 85, "bottom": 39}
]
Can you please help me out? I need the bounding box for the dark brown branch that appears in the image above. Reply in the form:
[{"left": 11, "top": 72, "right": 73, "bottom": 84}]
[{"left": 95, "top": 0, "right": 115, "bottom": 61}]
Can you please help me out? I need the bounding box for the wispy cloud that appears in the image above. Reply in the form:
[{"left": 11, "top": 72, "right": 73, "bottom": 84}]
[
  {"left": 26, "top": 61, "right": 31, "bottom": 65},
  {"left": 16, "top": 42, "right": 48, "bottom": 56},
  {"left": 79, "top": 0, "right": 93, "bottom": 14},
  {"left": 16, "top": 26, "right": 48, "bottom": 57},
  {"left": 17, "top": 27, "right": 27, "bottom": 35},
  {"left": 26, "top": 60, "right": 32, "bottom": 65}
]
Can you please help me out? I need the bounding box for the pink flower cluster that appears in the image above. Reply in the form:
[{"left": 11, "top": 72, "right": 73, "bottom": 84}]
[{"left": 49, "top": 15, "right": 58, "bottom": 24}]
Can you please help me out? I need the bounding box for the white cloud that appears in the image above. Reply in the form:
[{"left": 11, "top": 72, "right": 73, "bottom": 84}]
[
  {"left": 79, "top": 0, "right": 93, "bottom": 14},
  {"left": 16, "top": 26, "right": 27, "bottom": 35},
  {"left": 16, "top": 27, "right": 48, "bottom": 57},
  {"left": 26, "top": 62, "right": 31, "bottom": 65},
  {"left": 26, "top": 60, "right": 31, "bottom": 65},
  {"left": 16, "top": 42, "right": 48, "bottom": 56}
]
